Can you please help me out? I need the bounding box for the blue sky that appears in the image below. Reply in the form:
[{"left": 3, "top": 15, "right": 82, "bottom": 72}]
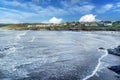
[{"left": 0, "top": 0, "right": 120, "bottom": 23}]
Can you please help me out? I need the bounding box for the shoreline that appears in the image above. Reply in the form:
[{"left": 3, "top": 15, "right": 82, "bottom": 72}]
[
  {"left": 1, "top": 28, "right": 120, "bottom": 32},
  {"left": 82, "top": 50, "right": 108, "bottom": 80},
  {"left": 85, "top": 48, "right": 120, "bottom": 80}
]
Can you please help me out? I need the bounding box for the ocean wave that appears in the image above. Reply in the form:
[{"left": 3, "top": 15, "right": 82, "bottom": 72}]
[{"left": 15, "top": 31, "right": 28, "bottom": 41}]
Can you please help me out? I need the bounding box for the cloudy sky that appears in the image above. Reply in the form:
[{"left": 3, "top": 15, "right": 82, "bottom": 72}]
[{"left": 0, "top": 0, "right": 120, "bottom": 23}]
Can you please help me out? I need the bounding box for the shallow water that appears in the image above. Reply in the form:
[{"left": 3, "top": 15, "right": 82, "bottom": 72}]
[{"left": 0, "top": 30, "right": 120, "bottom": 80}]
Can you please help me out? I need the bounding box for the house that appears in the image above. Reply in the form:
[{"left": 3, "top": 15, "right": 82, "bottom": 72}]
[
  {"left": 27, "top": 24, "right": 53, "bottom": 28},
  {"left": 27, "top": 25, "right": 36, "bottom": 28},
  {"left": 89, "top": 22, "right": 98, "bottom": 26},
  {"left": 104, "top": 23, "right": 112, "bottom": 26},
  {"left": 27, "top": 25, "right": 32, "bottom": 28},
  {"left": 103, "top": 21, "right": 113, "bottom": 26},
  {"left": 78, "top": 22, "right": 98, "bottom": 27}
]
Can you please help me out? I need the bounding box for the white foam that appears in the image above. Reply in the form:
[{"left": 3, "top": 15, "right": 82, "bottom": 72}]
[
  {"left": 95, "top": 73, "right": 99, "bottom": 77},
  {"left": 15, "top": 31, "right": 27, "bottom": 40},
  {"left": 7, "top": 47, "right": 16, "bottom": 55},
  {"left": 82, "top": 50, "right": 108, "bottom": 80},
  {"left": 29, "top": 36, "right": 35, "bottom": 42}
]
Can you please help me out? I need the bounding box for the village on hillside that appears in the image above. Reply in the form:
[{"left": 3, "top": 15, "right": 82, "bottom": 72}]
[
  {"left": 0, "top": 21, "right": 120, "bottom": 31},
  {"left": 27, "top": 21, "right": 113, "bottom": 28}
]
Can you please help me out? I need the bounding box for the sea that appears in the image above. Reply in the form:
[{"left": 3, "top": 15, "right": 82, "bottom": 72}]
[{"left": 0, "top": 29, "right": 120, "bottom": 80}]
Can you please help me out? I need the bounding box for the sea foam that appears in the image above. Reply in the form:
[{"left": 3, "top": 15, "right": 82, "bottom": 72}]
[
  {"left": 29, "top": 36, "right": 35, "bottom": 42},
  {"left": 82, "top": 50, "right": 108, "bottom": 80},
  {"left": 15, "top": 31, "right": 27, "bottom": 40}
]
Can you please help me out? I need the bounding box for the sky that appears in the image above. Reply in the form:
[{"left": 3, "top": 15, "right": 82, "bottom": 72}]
[{"left": 0, "top": 0, "right": 120, "bottom": 23}]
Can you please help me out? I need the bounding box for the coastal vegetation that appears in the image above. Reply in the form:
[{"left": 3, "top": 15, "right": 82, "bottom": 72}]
[{"left": 0, "top": 21, "right": 120, "bottom": 31}]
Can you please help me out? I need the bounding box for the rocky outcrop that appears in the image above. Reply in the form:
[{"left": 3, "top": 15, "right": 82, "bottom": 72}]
[
  {"left": 107, "top": 45, "right": 120, "bottom": 75},
  {"left": 107, "top": 45, "right": 120, "bottom": 56},
  {"left": 108, "top": 65, "right": 120, "bottom": 74},
  {"left": 99, "top": 47, "right": 105, "bottom": 50}
]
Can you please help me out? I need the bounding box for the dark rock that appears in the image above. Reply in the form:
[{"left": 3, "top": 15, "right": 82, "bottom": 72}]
[
  {"left": 107, "top": 45, "right": 120, "bottom": 56},
  {"left": 0, "top": 47, "right": 10, "bottom": 52},
  {"left": 4, "top": 47, "right": 10, "bottom": 50},
  {"left": 107, "top": 49, "right": 120, "bottom": 56},
  {"left": 108, "top": 65, "right": 120, "bottom": 74},
  {"left": 99, "top": 47, "right": 105, "bottom": 50},
  {"left": 115, "top": 75, "right": 120, "bottom": 78}
]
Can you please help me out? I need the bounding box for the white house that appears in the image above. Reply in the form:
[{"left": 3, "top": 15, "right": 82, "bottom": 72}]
[
  {"left": 27, "top": 24, "right": 53, "bottom": 28},
  {"left": 104, "top": 23, "right": 112, "bottom": 26}
]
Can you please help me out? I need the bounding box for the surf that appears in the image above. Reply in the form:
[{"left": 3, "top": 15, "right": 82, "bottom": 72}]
[
  {"left": 82, "top": 50, "right": 108, "bottom": 80},
  {"left": 15, "top": 31, "right": 28, "bottom": 40}
]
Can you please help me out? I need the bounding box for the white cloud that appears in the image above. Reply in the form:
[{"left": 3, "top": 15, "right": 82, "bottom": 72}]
[
  {"left": 37, "top": 6, "right": 67, "bottom": 17},
  {"left": 0, "top": 7, "right": 38, "bottom": 23},
  {"left": 112, "top": 2, "right": 120, "bottom": 12},
  {"left": 0, "top": 0, "right": 95, "bottom": 23},
  {"left": 71, "top": 5, "right": 95, "bottom": 13},
  {"left": 32, "top": 0, "right": 40, "bottom": 3},
  {"left": 13, "top": 1, "right": 27, "bottom": 8},
  {"left": 103, "top": 4, "right": 113, "bottom": 10},
  {"left": 49, "top": 17, "right": 62, "bottom": 24},
  {"left": 116, "top": 2, "right": 120, "bottom": 7},
  {"left": 0, "top": 18, "right": 20, "bottom": 24},
  {"left": 0, "top": 0, "right": 97, "bottom": 23},
  {"left": 79, "top": 14, "right": 96, "bottom": 22},
  {"left": 1, "top": 0, "right": 27, "bottom": 8},
  {"left": 70, "top": 0, "right": 80, "bottom": 5},
  {"left": 97, "top": 4, "right": 113, "bottom": 13},
  {"left": 0, "top": 4, "right": 65, "bottom": 23},
  {"left": 61, "top": 0, "right": 90, "bottom": 7}
]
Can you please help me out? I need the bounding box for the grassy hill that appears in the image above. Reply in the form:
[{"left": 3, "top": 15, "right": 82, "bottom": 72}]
[{"left": 0, "top": 22, "right": 120, "bottom": 31}]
